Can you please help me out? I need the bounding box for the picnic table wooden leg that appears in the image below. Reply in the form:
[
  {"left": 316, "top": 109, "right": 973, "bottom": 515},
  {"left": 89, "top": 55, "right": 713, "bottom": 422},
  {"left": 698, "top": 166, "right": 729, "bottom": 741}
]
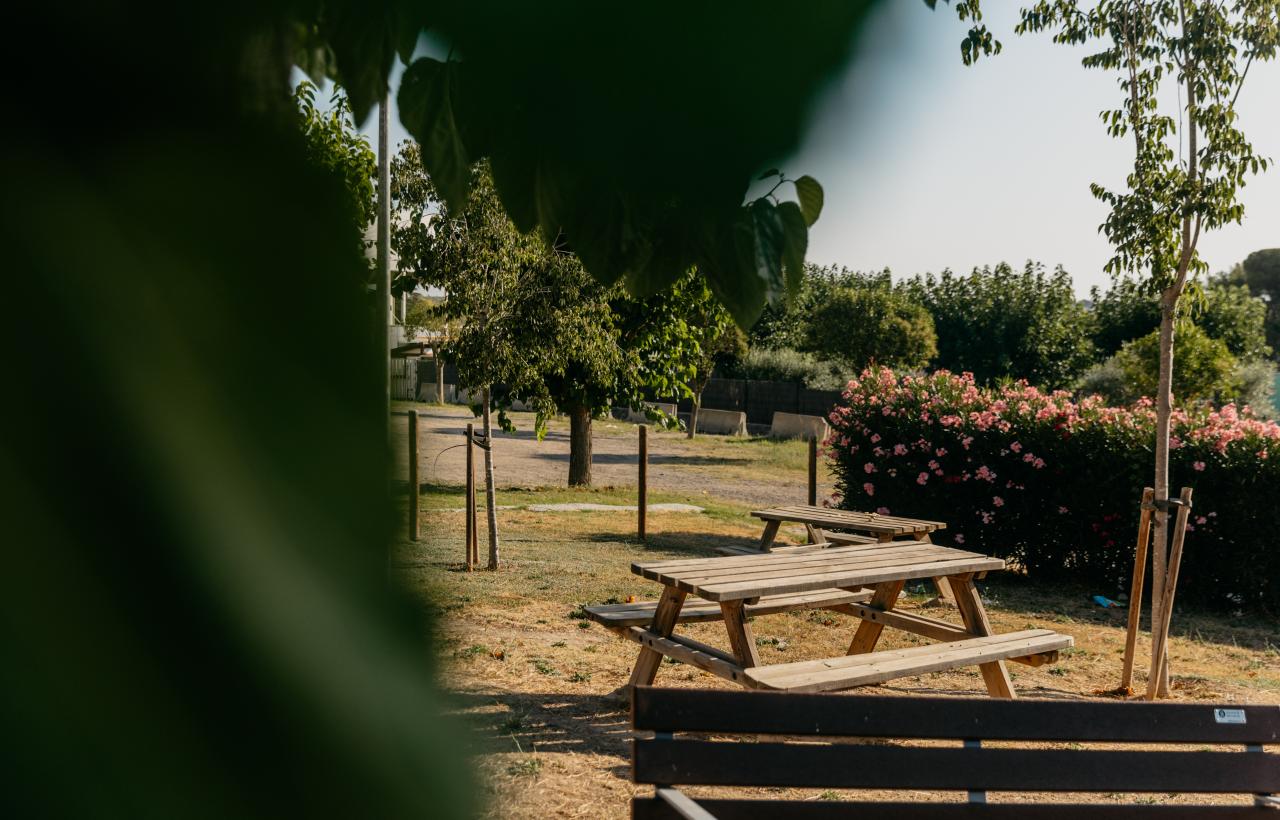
[
  {"left": 846, "top": 579, "right": 905, "bottom": 655},
  {"left": 804, "top": 524, "right": 825, "bottom": 544},
  {"left": 948, "top": 573, "right": 1015, "bottom": 699},
  {"left": 720, "top": 601, "right": 761, "bottom": 669},
  {"left": 758, "top": 519, "right": 781, "bottom": 552},
  {"left": 627, "top": 586, "right": 687, "bottom": 688}
]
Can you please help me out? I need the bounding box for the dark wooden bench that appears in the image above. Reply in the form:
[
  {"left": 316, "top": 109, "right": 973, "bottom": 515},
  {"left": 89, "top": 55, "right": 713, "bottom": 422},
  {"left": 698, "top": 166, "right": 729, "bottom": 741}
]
[{"left": 631, "top": 687, "right": 1280, "bottom": 818}]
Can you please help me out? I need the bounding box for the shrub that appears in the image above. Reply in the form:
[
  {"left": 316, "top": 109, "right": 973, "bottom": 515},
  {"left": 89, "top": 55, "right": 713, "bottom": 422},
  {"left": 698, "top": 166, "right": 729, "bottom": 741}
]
[
  {"left": 723, "top": 347, "right": 845, "bottom": 389},
  {"left": 1112, "top": 325, "right": 1239, "bottom": 405},
  {"left": 800, "top": 285, "right": 936, "bottom": 371},
  {"left": 825, "top": 368, "right": 1280, "bottom": 611}
]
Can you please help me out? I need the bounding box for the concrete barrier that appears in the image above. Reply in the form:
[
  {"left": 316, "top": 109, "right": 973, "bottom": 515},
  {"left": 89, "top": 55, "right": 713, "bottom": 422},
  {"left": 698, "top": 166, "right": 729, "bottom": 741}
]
[
  {"left": 626, "top": 402, "right": 677, "bottom": 423},
  {"left": 696, "top": 408, "right": 748, "bottom": 436},
  {"left": 770, "top": 411, "right": 829, "bottom": 441}
]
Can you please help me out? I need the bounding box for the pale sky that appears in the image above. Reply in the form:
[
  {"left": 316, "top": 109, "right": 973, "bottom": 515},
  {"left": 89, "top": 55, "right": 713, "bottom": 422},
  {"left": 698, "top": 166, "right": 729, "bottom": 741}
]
[{"left": 361, "top": 3, "right": 1280, "bottom": 296}]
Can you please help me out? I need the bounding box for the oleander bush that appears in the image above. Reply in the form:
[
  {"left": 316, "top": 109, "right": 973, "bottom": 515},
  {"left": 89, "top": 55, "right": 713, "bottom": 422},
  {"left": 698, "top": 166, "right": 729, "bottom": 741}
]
[{"left": 826, "top": 368, "right": 1280, "bottom": 611}]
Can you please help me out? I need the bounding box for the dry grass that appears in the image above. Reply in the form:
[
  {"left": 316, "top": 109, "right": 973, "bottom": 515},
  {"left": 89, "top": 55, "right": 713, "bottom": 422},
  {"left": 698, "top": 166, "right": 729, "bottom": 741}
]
[{"left": 398, "top": 484, "right": 1280, "bottom": 818}]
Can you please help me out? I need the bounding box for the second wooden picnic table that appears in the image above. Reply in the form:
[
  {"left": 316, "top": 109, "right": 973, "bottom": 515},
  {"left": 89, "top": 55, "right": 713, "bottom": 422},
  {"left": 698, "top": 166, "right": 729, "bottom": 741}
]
[{"left": 589, "top": 540, "right": 1072, "bottom": 698}]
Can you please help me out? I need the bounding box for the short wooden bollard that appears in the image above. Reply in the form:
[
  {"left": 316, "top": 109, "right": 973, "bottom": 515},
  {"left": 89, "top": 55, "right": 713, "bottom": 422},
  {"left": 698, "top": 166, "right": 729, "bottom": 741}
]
[
  {"left": 408, "top": 411, "right": 420, "bottom": 541},
  {"left": 807, "top": 436, "right": 818, "bottom": 506},
  {"left": 638, "top": 424, "right": 648, "bottom": 542},
  {"left": 465, "top": 422, "right": 476, "bottom": 569}
]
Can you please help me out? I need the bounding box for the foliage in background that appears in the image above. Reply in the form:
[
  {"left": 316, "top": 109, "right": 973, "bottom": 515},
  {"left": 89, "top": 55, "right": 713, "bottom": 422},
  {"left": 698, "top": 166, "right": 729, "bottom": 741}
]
[
  {"left": 826, "top": 369, "right": 1280, "bottom": 611},
  {"left": 1242, "top": 249, "right": 1280, "bottom": 356},
  {"left": 901, "top": 262, "right": 1096, "bottom": 389},
  {"left": 293, "top": 81, "right": 376, "bottom": 255},
  {"left": 402, "top": 295, "right": 448, "bottom": 338},
  {"left": 392, "top": 150, "right": 727, "bottom": 484}
]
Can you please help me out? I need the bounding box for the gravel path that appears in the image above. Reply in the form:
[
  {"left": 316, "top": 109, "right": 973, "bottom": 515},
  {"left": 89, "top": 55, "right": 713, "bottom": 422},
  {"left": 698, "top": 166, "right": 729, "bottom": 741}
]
[{"left": 392, "top": 404, "right": 834, "bottom": 507}]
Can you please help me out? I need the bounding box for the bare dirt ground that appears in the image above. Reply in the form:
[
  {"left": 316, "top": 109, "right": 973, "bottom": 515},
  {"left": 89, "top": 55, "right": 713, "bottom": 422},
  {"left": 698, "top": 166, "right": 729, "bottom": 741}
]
[
  {"left": 392, "top": 402, "right": 834, "bottom": 507},
  {"left": 400, "top": 484, "right": 1280, "bottom": 819}
]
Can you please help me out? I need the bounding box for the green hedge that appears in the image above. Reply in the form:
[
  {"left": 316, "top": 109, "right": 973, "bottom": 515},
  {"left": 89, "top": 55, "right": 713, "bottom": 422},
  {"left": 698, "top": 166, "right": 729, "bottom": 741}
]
[{"left": 826, "top": 369, "right": 1280, "bottom": 611}]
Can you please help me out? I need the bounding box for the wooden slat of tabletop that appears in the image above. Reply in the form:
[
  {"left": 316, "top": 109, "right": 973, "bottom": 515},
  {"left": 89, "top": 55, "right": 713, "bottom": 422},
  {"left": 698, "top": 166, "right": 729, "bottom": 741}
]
[
  {"left": 634, "top": 540, "right": 932, "bottom": 576},
  {"left": 652, "top": 546, "right": 973, "bottom": 590},
  {"left": 751, "top": 505, "right": 947, "bottom": 533},
  {"left": 698, "top": 556, "right": 1002, "bottom": 601},
  {"left": 633, "top": 543, "right": 1003, "bottom": 602}
]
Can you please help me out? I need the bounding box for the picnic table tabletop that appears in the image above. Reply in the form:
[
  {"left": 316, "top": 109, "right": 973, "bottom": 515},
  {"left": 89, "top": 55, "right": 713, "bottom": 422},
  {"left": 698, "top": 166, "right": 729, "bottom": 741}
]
[
  {"left": 751, "top": 504, "right": 947, "bottom": 536},
  {"left": 632, "top": 540, "right": 1002, "bottom": 602}
]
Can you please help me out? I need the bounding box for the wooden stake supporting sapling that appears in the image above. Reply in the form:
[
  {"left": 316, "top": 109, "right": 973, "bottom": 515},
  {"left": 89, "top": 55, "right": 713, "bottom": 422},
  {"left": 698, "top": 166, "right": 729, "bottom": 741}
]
[
  {"left": 1146, "top": 486, "right": 1193, "bottom": 700},
  {"left": 1118, "top": 487, "right": 1155, "bottom": 694},
  {"left": 465, "top": 422, "right": 476, "bottom": 569},
  {"left": 408, "top": 411, "right": 420, "bottom": 542}
]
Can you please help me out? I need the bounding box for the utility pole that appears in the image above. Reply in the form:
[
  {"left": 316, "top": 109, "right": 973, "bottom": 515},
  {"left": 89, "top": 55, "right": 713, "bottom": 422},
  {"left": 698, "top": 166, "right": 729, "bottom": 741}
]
[{"left": 376, "top": 93, "right": 392, "bottom": 419}]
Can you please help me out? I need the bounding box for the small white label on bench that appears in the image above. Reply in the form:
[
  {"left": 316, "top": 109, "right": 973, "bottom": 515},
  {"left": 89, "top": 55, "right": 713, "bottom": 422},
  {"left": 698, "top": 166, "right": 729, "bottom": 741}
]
[{"left": 1214, "top": 708, "right": 1246, "bottom": 724}]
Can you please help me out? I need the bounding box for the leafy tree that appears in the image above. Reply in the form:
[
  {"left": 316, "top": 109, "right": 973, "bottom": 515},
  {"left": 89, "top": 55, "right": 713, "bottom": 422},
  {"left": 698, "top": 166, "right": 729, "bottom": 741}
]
[
  {"left": 392, "top": 147, "right": 724, "bottom": 489},
  {"left": 402, "top": 294, "right": 447, "bottom": 339},
  {"left": 1200, "top": 279, "right": 1272, "bottom": 362},
  {"left": 902, "top": 262, "right": 1096, "bottom": 388},
  {"left": 1242, "top": 248, "right": 1280, "bottom": 355},
  {"left": 749, "top": 264, "right": 854, "bottom": 350},
  {"left": 1012, "top": 0, "right": 1280, "bottom": 696},
  {"left": 293, "top": 81, "right": 376, "bottom": 241},
  {"left": 801, "top": 284, "right": 937, "bottom": 371}
]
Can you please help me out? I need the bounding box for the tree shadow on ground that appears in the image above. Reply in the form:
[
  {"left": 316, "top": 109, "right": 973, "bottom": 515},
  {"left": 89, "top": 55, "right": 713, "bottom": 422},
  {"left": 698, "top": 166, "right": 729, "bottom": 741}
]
[
  {"left": 534, "top": 452, "right": 751, "bottom": 466},
  {"left": 585, "top": 530, "right": 767, "bottom": 557},
  {"left": 445, "top": 689, "right": 631, "bottom": 765}
]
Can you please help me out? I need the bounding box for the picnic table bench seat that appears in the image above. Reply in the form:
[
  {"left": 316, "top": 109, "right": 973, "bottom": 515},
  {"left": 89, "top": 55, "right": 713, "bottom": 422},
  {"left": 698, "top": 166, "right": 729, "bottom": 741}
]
[
  {"left": 584, "top": 587, "right": 874, "bottom": 629},
  {"left": 743, "top": 628, "right": 1071, "bottom": 692},
  {"left": 631, "top": 687, "right": 1280, "bottom": 818}
]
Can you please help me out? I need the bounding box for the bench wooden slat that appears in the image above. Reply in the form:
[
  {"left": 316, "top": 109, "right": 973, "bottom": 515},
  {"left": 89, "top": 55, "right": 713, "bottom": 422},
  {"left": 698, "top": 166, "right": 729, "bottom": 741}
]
[
  {"left": 632, "top": 689, "right": 1280, "bottom": 744},
  {"left": 743, "top": 630, "right": 1072, "bottom": 692},
  {"left": 585, "top": 588, "right": 872, "bottom": 628},
  {"left": 633, "top": 799, "right": 1275, "bottom": 819},
  {"left": 633, "top": 740, "right": 1280, "bottom": 793},
  {"left": 653, "top": 546, "right": 970, "bottom": 588},
  {"left": 752, "top": 506, "right": 947, "bottom": 532}
]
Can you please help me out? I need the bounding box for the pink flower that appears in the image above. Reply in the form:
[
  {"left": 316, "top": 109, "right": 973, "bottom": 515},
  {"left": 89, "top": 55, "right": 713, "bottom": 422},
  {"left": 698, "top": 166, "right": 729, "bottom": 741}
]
[
  {"left": 954, "top": 534, "right": 965, "bottom": 545},
  {"left": 976, "top": 465, "right": 995, "bottom": 482},
  {"left": 893, "top": 443, "right": 908, "bottom": 456},
  {"left": 1010, "top": 441, "right": 1022, "bottom": 453},
  {"left": 870, "top": 434, "right": 881, "bottom": 443},
  {"left": 1033, "top": 458, "right": 1045, "bottom": 469},
  {"left": 1196, "top": 516, "right": 1207, "bottom": 525},
  {"left": 876, "top": 506, "right": 890, "bottom": 515},
  {"left": 863, "top": 482, "right": 875, "bottom": 496},
  {"left": 935, "top": 448, "right": 948, "bottom": 457},
  {"left": 863, "top": 462, "right": 877, "bottom": 474},
  {"left": 1058, "top": 506, "right": 1069, "bottom": 514},
  {"left": 1193, "top": 461, "right": 1206, "bottom": 472},
  {"left": 962, "top": 436, "right": 974, "bottom": 450},
  {"left": 993, "top": 496, "right": 1004, "bottom": 507},
  {"left": 916, "top": 472, "right": 929, "bottom": 485}
]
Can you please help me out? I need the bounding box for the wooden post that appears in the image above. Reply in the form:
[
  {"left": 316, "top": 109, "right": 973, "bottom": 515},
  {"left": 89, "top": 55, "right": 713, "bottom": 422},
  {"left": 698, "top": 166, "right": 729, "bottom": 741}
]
[
  {"left": 807, "top": 435, "right": 818, "bottom": 506},
  {"left": 434, "top": 349, "right": 444, "bottom": 404},
  {"left": 1119, "top": 487, "right": 1155, "bottom": 693},
  {"left": 465, "top": 422, "right": 475, "bottom": 569},
  {"left": 407, "top": 411, "right": 420, "bottom": 541},
  {"left": 638, "top": 424, "right": 648, "bottom": 542},
  {"left": 1146, "top": 486, "right": 1193, "bottom": 700}
]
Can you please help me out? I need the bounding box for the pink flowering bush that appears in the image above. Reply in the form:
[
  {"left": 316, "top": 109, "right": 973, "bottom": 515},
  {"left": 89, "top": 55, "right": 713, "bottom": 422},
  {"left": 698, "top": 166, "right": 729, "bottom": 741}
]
[{"left": 826, "top": 368, "right": 1280, "bottom": 611}]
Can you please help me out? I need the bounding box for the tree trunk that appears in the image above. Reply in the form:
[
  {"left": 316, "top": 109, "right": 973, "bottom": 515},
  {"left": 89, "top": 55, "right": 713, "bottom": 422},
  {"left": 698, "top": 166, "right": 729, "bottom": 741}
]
[
  {"left": 481, "top": 385, "right": 500, "bottom": 570},
  {"left": 568, "top": 405, "right": 593, "bottom": 487},
  {"left": 687, "top": 392, "right": 701, "bottom": 439},
  {"left": 1150, "top": 292, "right": 1178, "bottom": 696}
]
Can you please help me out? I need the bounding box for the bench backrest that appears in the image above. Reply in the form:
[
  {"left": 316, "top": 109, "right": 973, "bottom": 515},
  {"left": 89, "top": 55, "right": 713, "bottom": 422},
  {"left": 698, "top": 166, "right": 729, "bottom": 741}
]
[{"left": 632, "top": 688, "right": 1280, "bottom": 815}]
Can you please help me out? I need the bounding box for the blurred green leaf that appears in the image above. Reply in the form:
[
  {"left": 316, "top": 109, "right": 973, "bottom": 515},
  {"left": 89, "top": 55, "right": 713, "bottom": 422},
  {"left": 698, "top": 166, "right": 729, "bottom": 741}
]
[
  {"left": 793, "top": 175, "right": 824, "bottom": 226},
  {"left": 398, "top": 58, "right": 470, "bottom": 213}
]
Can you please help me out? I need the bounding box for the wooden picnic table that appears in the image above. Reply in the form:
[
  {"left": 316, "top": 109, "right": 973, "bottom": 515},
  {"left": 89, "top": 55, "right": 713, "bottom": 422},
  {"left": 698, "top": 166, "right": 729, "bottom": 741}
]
[
  {"left": 593, "top": 540, "right": 1071, "bottom": 698},
  {"left": 751, "top": 504, "right": 947, "bottom": 551}
]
